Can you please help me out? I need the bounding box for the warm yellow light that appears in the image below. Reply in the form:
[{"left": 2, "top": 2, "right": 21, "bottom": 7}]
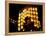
[
  {"left": 36, "top": 12, "right": 38, "bottom": 15},
  {"left": 24, "top": 15, "right": 27, "bottom": 18},
  {"left": 37, "top": 26, "right": 39, "bottom": 28},
  {"left": 18, "top": 22, "right": 20, "bottom": 24},
  {"left": 34, "top": 20, "right": 40, "bottom": 28},
  {"left": 28, "top": 11, "right": 31, "bottom": 13},
  {"left": 22, "top": 14, "right": 24, "bottom": 17},
  {"left": 21, "top": 19, "right": 24, "bottom": 22},
  {"left": 24, "top": 14, "right": 27, "bottom": 17},
  {"left": 21, "top": 23, "right": 23, "bottom": 25},
  {"left": 36, "top": 16, "right": 38, "bottom": 19},
  {"left": 33, "top": 15, "right": 36, "bottom": 18},
  {"left": 21, "top": 26, "right": 23, "bottom": 29},
  {"left": 21, "top": 12, "right": 24, "bottom": 16},
  {"left": 23, "top": 14, "right": 26, "bottom": 17},
  {"left": 23, "top": 12, "right": 27, "bottom": 15},
  {"left": 37, "top": 24, "right": 40, "bottom": 28},
  {"left": 37, "top": 21, "right": 39, "bottom": 23},
  {"left": 21, "top": 21, "right": 25, "bottom": 23},
  {"left": 26, "top": 11, "right": 30, "bottom": 14},
  {"left": 21, "top": 22, "right": 23, "bottom": 24},
  {"left": 26, "top": 14, "right": 30, "bottom": 17},
  {"left": 39, "top": 21, "right": 40, "bottom": 24},
  {"left": 32, "top": 8, "right": 35, "bottom": 10},
  {"left": 18, "top": 24, "right": 20, "bottom": 26},
  {"left": 23, "top": 9, "right": 27, "bottom": 12},
  {"left": 31, "top": 19, "right": 33, "bottom": 22},
  {"left": 34, "top": 24, "right": 37, "bottom": 27},
  {"left": 21, "top": 16, "right": 25, "bottom": 19},
  {"left": 31, "top": 15, "right": 33, "bottom": 17},
  {"left": 19, "top": 14, "right": 21, "bottom": 16},
  {"left": 34, "top": 20, "right": 36, "bottom": 22},
  {"left": 30, "top": 11, "right": 32, "bottom": 14},
  {"left": 18, "top": 7, "right": 38, "bottom": 31},
  {"left": 28, "top": 8, "right": 32, "bottom": 11},
  {"left": 23, "top": 29, "right": 24, "bottom": 31},
  {"left": 34, "top": 23, "right": 38, "bottom": 27},
  {"left": 35, "top": 8, "right": 37, "bottom": 11},
  {"left": 18, "top": 28, "right": 20, "bottom": 31},
  {"left": 33, "top": 12, "right": 36, "bottom": 14},
  {"left": 18, "top": 20, "right": 20, "bottom": 23},
  {"left": 28, "top": 8, "right": 30, "bottom": 11},
  {"left": 30, "top": 7, "right": 32, "bottom": 10},
  {"left": 21, "top": 16, "right": 24, "bottom": 19},
  {"left": 18, "top": 17, "right": 20, "bottom": 19},
  {"left": 37, "top": 21, "right": 40, "bottom": 24},
  {"left": 38, "top": 21, "right": 41, "bottom": 27}
]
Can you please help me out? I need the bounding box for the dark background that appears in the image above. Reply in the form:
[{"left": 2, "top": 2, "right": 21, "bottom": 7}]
[{"left": 9, "top": 3, "right": 43, "bottom": 32}]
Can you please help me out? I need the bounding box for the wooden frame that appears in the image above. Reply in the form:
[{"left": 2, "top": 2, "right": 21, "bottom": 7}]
[{"left": 5, "top": 1, "right": 45, "bottom": 36}]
